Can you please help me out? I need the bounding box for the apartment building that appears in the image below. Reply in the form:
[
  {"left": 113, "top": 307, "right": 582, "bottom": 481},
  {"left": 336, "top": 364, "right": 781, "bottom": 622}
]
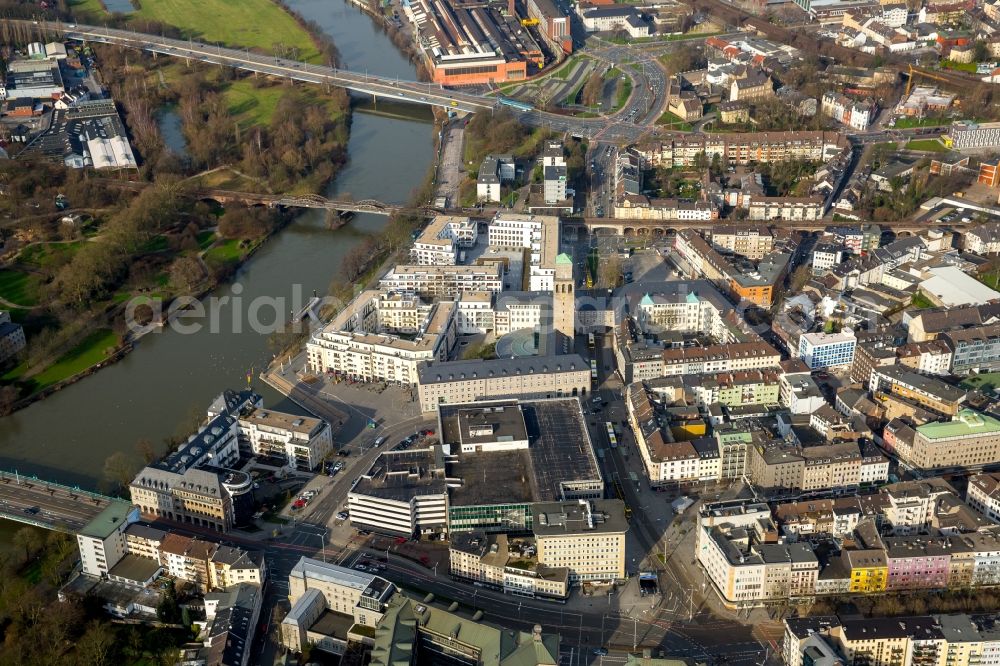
[
  {"left": 416, "top": 354, "right": 590, "bottom": 413},
  {"left": 780, "top": 371, "right": 827, "bottom": 414},
  {"left": 799, "top": 330, "right": 857, "bottom": 369},
  {"left": 869, "top": 365, "right": 966, "bottom": 417},
  {"left": 884, "top": 409, "right": 1000, "bottom": 471},
  {"left": 410, "top": 215, "right": 478, "bottom": 265},
  {"left": 748, "top": 197, "right": 825, "bottom": 221},
  {"left": 851, "top": 342, "right": 898, "bottom": 384},
  {"left": 448, "top": 531, "right": 569, "bottom": 599},
  {"left": 626, "top": 381, "right": 712, "bottom": 485},
  {"left": 905, "top": 304, "right": 1000, "bottom": 343},
  {"left": 656, "top": 342, "right": 782, "bottom": 377},
  {"left": 307, "top": 291, "right": 457, "bottom": 386},
  {"left": 967, "top": 473, "right": 1000, "bottom": 523},
  {"left": 379, "top": 264, "right": 504, "bottom": 298},
  {"left": 747, "top": 440, "right": 872, "bottom": 492},
  {"left": 942, "top": 324, "right": 1000, "bottom": 374},
  {"left": 674, "top": 229, "right": 789, "bottom": 306},
  {"left": 965, "top": 222, "right": 1000, "bottom": 255},
  {"left": 633, "top": 131, "right": 847, "bottom": 169},
  {"left": 532, "top": 500, "right": 628, "bottom": 584},
  {"left": 897, "top": 340, "right": 953, "bottom": 376},
  {"left": 698, "top": 503, "right": 820, "bottom": 607},
  {"left": 821, "top": 91, "right": 875, "bottom": 130},
  {"left": 708, "top": 226, "right": 774, "bottom": 260},
  {"left": 238, "top": 409, "right": 333, "bottom": 470},
  {"left": 76, "top": 500, "right": 139, "bottom": 578},
  {"left": 784, "top": 614, "right": 1000, "bottom": 666}
]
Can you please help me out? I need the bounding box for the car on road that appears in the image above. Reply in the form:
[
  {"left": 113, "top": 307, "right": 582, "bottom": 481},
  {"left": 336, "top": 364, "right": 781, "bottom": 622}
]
[
  {"left": 593, "top": 648, "right": 608, "bottom": 656},
  {"left": 23, "top": 506, "right": 39, "bottom": 515},
  {"left": 337, "top": 511, "right": 349, "bottom": 520},
  {"left": 374, "top": 436, "right": 387, "bottom": 447},
  {"left": 337, "top": 449, "right": 351, "bottom": 457}
]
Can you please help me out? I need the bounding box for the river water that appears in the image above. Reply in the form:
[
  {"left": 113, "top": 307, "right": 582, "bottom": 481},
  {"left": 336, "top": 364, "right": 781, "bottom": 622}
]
[{"left": 0, "top": 0, "right": 433, "bottom": 489}]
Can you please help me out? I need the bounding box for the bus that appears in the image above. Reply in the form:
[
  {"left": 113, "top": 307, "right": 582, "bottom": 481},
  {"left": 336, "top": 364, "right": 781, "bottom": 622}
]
[
  {"left": 605, "top": 422, "right": 618, "bottom": 448},
  {"left": 590, "top": 359, "right": 598, "bottom": 381}
]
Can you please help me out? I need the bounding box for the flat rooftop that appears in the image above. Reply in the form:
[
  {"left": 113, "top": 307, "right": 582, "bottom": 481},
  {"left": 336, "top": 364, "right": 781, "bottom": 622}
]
[
  {"left": 532, "top": 499, "right": 628, "bottom": 536},
  {"left": 351, "top": 447, "right": 448, "bottom": 502},
  {"left": 440, "top": 399, "right": 602, "bottom": 504}
]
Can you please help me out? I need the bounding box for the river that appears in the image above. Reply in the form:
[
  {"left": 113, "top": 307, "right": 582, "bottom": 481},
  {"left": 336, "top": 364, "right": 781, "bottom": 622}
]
[{"left": 0, "top": 0, "right": 434, "bottom": 489}]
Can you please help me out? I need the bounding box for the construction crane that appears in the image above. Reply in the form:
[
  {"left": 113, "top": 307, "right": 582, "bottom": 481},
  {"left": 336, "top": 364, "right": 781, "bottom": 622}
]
[{"left": 520, "top": 17, "right": 540, "bottom": 26}]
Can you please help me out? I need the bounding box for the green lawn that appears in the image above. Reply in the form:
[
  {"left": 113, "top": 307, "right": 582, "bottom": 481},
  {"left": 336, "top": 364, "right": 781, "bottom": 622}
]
[
  {"left": 550, "top": 56, "right": 583, "bottom": 81},
  {"left": 911, "top": 292, "right": 934, "bottom": 309},
  {"left": 17, "top": 242, "right": 85, "bottom": 268},
  {"left": 614, "top": 78, "right": 633, "bottom": 112},
  {"left": 69, "top": 0, "right": 110, "bottom": 17},
  {"left": 0, "top": 269, "right": 44, "bottom": 307},
  {"left": 893, "top": 117, "right": 949, "bottom": 129},
  {"left": 224, "top": 80, "right": 287, "bottom": 128},
  {"left": 23, "top": 329, "right": 119, "bottom": 392},
  {"left": 960, "top": 372, "right": 1000, "bottom": 393},
  {"left": 204, "top": 238, "right": 245, "bottom": 267},
  {"left": 656, "top": 111, "right": 693, "bottom": 130},
  {"left": 942, "top": 60, "right": 977, "bottom": 73},
  {"left": 196, "top": 230, "right": 216, "bottom": 250},
  {"left": 905, "top": 138, "right": 947, "bottom": 152},
  {"left": 134, "top": 0, "right": 322, "bottom": 62}
]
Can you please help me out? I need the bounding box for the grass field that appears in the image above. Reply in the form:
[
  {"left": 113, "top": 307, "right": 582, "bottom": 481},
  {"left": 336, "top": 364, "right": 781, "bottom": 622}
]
[
  {"left": 912, "top": 292, "right": 935, "bottom": 309},
  {"left": 656, "top": 111, "right": 693, "bottom": 130},
  {"left": 0, "top": 269, "right": 44, "bottom": 307},
  {"left": 69, "top": 0, "right": 110, "bottom": 17},
  {"left": 22, "top": 329, "right": 119, "bottom": 392},
  {"left": 614, "top": 78, "right": 632, "bottom": 112},
  {"left": 961, "top": 372, "right": 1000, "bottom": 393},
  {"left": 893, "top": 117, "right": 948, "bottom": 129},
  {"left": 224, "top": 80, "right": 287, "bottom": 127},
  {"left": 905, "top": 138, "right": 947, "bottom": 152},
  {"left": 204, "top": 238, "right": 246, "bottom": 267},
  {"left": 17, "top": 242, "right": 85, "bottom": 268},
  {"left": 134, "top": 0, "right": 322, "bottom": 62},
  {"left": 942, "top": 60, "right": 977, "bottom": 73}
]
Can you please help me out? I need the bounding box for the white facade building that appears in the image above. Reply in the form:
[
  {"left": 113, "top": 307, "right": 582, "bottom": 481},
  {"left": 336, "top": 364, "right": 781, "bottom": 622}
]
[{"left": 77, "top": 500, "right": 139, "bottom": 578}]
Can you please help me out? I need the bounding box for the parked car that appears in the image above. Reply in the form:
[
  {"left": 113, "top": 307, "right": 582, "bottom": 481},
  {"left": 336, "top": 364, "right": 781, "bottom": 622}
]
[{"left": 337, "top": 511, "right": 350, "bottom": 520}]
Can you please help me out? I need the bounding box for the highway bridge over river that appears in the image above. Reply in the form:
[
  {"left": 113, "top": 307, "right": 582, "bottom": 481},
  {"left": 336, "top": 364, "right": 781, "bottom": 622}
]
[
  {"left": 0, "top": 470, "right": 122, "bottom": 533},
  {"left": 12, "top": 19, "right": 656, "bottom": 144}
]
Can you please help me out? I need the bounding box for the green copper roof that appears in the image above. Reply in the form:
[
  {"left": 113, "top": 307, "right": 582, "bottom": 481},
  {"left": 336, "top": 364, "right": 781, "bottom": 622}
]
[
  {"left": 640, "top": 294, "right": 654, "bottom": 306},
  {"left": 556, "top": 253, "right": 573, "bottom": 265},
  {"left": 917, "top": 409, "right": 1000, "bottom": 440}
]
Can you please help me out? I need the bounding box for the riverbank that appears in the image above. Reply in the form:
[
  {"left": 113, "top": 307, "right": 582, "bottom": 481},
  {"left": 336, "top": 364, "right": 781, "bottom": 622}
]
[
  {"left": 0, "top": 0, "right": 435, "bottom": 486},
  {"left": 0, "top": 0, "right": 359, "bottom": 414}
]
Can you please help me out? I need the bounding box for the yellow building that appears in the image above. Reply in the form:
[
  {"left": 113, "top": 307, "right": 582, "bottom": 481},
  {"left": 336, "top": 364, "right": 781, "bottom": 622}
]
[{"left": 845, "top": 549, "right": 888, "bottom": 593}]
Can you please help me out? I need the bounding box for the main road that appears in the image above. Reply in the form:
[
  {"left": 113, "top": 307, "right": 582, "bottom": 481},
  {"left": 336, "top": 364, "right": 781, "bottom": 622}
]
[{"left": 17, "top": 19, "right": 659, "bottom": 143}]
